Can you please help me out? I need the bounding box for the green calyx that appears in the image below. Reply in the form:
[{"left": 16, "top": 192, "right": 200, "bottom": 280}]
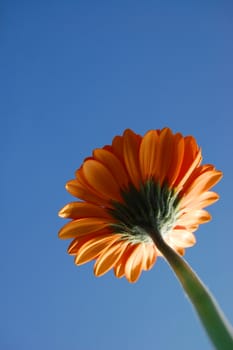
[{"left": 108, "top": 180, "right": 181, "bottom": 243}]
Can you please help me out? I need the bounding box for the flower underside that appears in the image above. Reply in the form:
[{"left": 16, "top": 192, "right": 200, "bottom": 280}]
[
  {"left": 58, "top": 127, "right": 222, "bottom": 282},
  {"left": 109, "top": 180, "right": 180, "bottom": 243}
]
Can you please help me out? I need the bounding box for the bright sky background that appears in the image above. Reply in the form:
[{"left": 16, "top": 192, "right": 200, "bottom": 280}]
[{"left": 1, "top": 1, "right": 233, "bottom": 349}]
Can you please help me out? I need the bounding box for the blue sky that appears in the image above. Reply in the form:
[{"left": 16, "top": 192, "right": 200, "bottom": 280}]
[{"left": 1, "top": 1, "right": 233, "bottom": 349}]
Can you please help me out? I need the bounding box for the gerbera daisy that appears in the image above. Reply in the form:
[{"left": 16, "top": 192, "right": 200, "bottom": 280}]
[{"left": 58, "top": 128, "right": 222, "bottom": 283}]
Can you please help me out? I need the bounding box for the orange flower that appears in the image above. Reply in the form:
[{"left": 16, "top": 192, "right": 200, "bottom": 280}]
[{"left": 58, "top": 128, "right": 222, "bottom": 282}]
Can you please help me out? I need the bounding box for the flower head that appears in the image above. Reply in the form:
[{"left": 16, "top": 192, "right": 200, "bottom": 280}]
[{"left": 58, "top": 128, "right": 222, "bottom": 282}]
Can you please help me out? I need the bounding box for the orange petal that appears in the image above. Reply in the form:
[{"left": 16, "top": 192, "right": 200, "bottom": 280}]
[
  {"left": 65, "top": 179, "right": 82, "bottom": 198},
  {"left": 176, "top": 148, "right": 202, "bottom": 191},
  {"left": 143, "top": 244, "right": 157, "bottom": 270},
  {"left": 94, "top": 240, "right": 128, "bottom": 276},
  {"left": 155, "top": 128, "right": 174, "bottom": 184},
  {"left": 114, "top": 263, "right": 125, "bottom": 278},
  {"left": 163, "top": 236, "right": 186, "bottom": 255},
  {"left": 180, "top": 191, "right": 219, "bottom": 211},
  {"left": 181, "top": 170, "right": 222, "bottom": 203},
  {"left": 75, "top": 234, "right": 121, "bottom": 265},
  {"left": 169, "top": 229, "right": 196, "bottom": 247},
  {"left": 82, "top": 159, "right": 122, "bottom": 202},
  {"left": 114, "top": 243, "right": 135, "bottom": 278},
  {"left": 177, "top": 209, "right": 211, "bottom": 226},
  {"left": 167, "top": 133, "right": 184, "bottom": 187},
  {"left": 123, "top": 129, "right": 142, "bottom": 189},
  {"left": 125, "top": 243, "right": 145, "bottom": 283},
  {"left": 184, "top": 223, "right": 199, "bottom": 232},
  {"left": 59, "top": 202, "right": 111, "bottom": 219},
  {"left": 111, "top": 135, "right": 124, "bottom": 162},
  {"left": 67, "top": 232, "right": 100, "bottom": 255},
  {"left": 93, "top": 148, "right": 130, "bottom": 189},
  {"left": 66, "top": 179, "right": 108, "bottom": 206},
  {"left": 139, "top": 130, "right": 159, "bottom": 181},
  {"left": 58, "top": 218, "right": 111, "bottom": 239},
  {"left": 174, "top": 136, "right": 200, "bottom": 188},
  {"left": 68, "top": 238, "right": 80, "bottom": 255}
]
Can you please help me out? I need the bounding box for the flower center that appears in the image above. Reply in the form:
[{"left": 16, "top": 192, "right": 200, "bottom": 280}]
[{"left": 108, "top": 180, "right": 181, "bottom": 243}]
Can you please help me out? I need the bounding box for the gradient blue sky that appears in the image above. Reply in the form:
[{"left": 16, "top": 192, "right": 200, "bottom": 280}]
[{"left": 1, "top": 1, "right": 233, "bottom": 349}]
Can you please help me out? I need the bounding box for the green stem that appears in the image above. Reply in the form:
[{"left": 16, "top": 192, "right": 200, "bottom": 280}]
[{"left": 150, "top": 230, "right": 233, "bottom": 350}]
